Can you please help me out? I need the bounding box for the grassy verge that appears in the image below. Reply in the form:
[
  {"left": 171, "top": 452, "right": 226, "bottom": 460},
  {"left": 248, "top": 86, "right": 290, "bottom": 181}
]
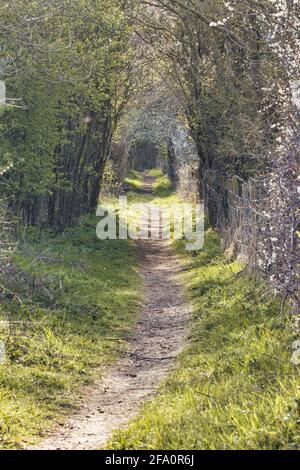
[
  {"left": 151, "top": 171, "right": 174, "bottom": 198},
  {"left": 124, "top": 170, "right": 145, "bottom": 192},
  {"left": 108, "top": 227, "right": 300, "bottom": 449},
  {"left": 0, "top": 214, "right": 141, "bottom": 449}
]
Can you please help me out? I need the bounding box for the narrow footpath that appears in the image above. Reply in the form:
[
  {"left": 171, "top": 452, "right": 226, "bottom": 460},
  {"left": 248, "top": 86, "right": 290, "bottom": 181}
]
[{"left": 32, "top": 174, "right": 191, "bottom": 450}]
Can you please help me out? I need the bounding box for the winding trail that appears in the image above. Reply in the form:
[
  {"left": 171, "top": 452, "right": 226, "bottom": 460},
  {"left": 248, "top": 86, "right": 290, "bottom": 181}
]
[{"left": 32, "top": 174, "right": 191, "bottom": 450}]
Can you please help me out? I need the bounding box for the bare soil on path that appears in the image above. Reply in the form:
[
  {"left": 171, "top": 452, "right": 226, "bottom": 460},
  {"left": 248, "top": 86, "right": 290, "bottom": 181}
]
[{"left": 32, "top": 175, "right": 191, "bottom": 450}]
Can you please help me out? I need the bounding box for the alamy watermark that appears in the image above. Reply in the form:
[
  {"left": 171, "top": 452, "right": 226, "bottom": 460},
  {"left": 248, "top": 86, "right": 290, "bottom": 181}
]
[
  {"left": 0, "top": 341, "right": 5, "bottom": 365},
  {"left": 0, "top": 80, "right": 6, "bottom": 106},
  {"left": 291, "top": 340, "right": 300, "bottom": 366},
  {"left": 96, "top": 197, "right": 204, "bottom": 251}
]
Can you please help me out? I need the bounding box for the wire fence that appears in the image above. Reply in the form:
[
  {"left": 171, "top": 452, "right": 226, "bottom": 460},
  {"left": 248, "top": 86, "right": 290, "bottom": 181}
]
[{"left": 202, "top": 169, "right": 299, "bottom": 310}]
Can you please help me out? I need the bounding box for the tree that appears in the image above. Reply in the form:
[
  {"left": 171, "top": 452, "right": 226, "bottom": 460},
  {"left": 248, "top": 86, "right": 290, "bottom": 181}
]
[
  {"left": 127, "top": 0, "right": 299, "bottom": 304},
  {"left": 0, "top": 0, "right": 136, "bottom": 230}
]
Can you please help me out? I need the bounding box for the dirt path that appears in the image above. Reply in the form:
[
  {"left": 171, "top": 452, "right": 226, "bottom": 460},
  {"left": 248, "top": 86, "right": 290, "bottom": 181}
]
[{"left": 32, "top": 175, "right": 191, "bottom": 450}]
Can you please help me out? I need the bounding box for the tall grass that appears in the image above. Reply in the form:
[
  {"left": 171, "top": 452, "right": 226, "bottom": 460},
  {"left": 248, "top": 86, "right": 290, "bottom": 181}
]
[
  {"left": 108, "top": 203, "right": 300, "bottom": 450},
  {"left": 0, "top": 214, "right": 141, "bottom": 449}
]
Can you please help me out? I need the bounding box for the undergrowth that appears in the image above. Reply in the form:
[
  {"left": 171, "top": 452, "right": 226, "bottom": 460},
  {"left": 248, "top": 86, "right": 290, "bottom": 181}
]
[
  {"left": 124, "top": 170, "right": 144, "bottom": 191},
  {"left": 2, "top": 169, "right": 299, "bottom": 450},
  {"left": 0, "top": 214, "right": 141, "bottom": 449},
  {"left": 108, "top": 180, "right": 300, "bottom": 450}
]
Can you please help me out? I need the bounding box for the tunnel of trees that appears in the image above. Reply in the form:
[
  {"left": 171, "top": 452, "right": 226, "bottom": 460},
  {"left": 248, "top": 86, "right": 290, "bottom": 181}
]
[
  {"left": 0, "top": 0, "right": 299, "bottom": 306},
  {"left": 129, "top": 141, "right": 159, "bottom": 171}
]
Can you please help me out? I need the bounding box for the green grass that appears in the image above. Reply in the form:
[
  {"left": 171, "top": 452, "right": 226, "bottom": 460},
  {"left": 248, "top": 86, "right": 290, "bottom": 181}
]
[
  {"left": 152, "top": 172, "right": 174, "bottom": 198},
  {"left": 108, "top": 227, "right": 300, "bottom": 450},
  {"left": 124, "top": 169, "right": 177, "bottom": 206},
  {"left": 2, "top": 170, "right": 299, "bottom": 450},
  {"left": 0, "top": 213, "right": 141, "bottom": 449},
  {"left": 124, "top": 170, "right": 145, "bottom": 191}
]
